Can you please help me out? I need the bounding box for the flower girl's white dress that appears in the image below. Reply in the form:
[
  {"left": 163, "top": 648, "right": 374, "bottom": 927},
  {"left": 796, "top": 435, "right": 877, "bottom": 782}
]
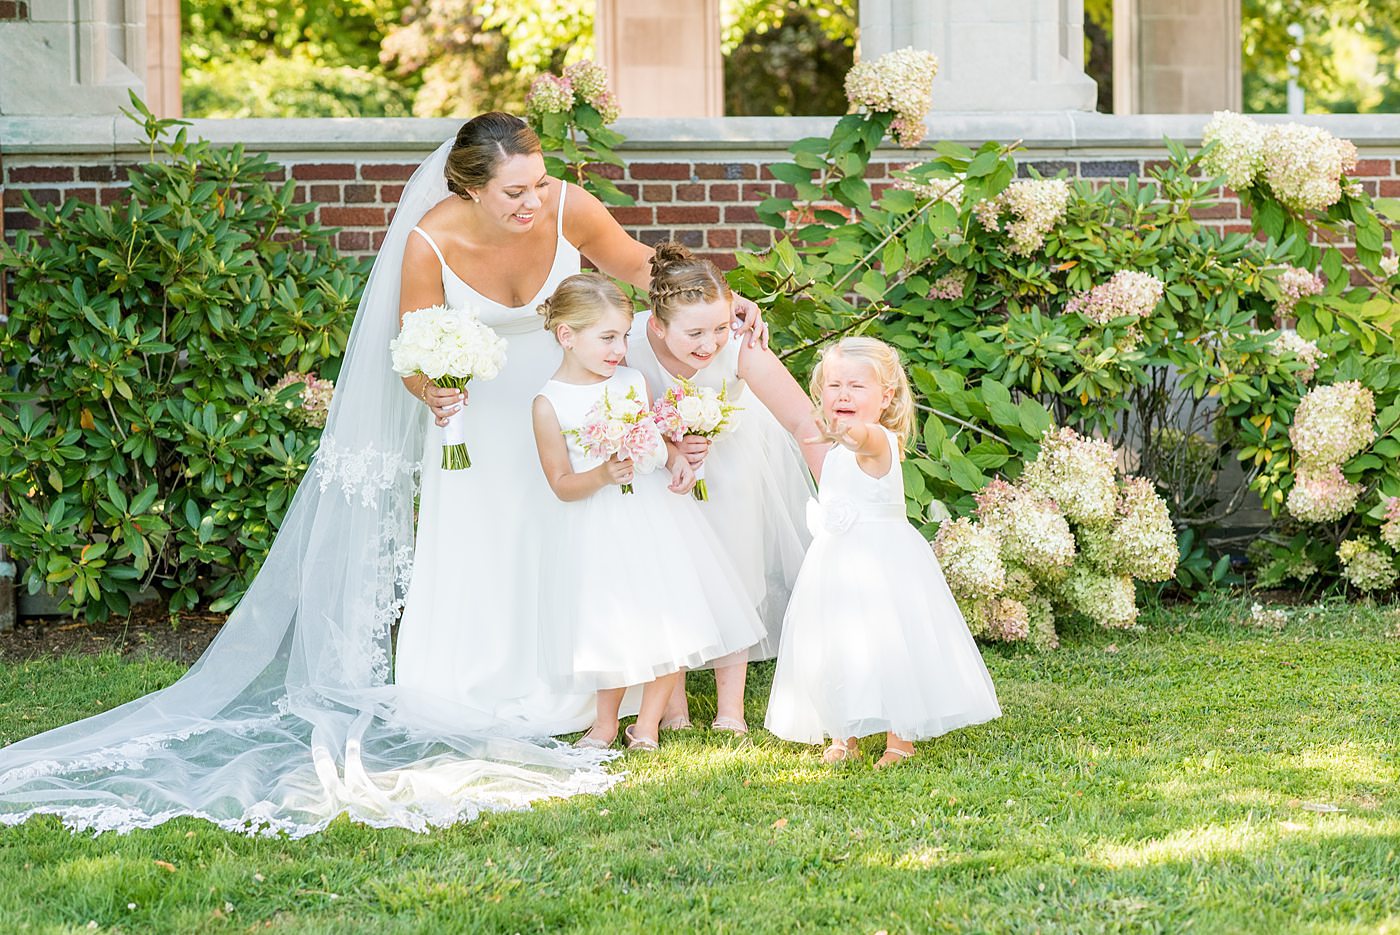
[
  {"left": 535, "top": 366, "right": 767, "bottom": 691},
  {"left": 627, "top": 314, "right": 814, "bottom": 657},
  {"left": 765, "top": 427, "right": 1002, "bottom": 743}
]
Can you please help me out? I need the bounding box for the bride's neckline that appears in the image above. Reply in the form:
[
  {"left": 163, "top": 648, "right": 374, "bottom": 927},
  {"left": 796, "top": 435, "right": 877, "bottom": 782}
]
[{"left": 419, "top": 184, "right": 571, "bottom": 311}]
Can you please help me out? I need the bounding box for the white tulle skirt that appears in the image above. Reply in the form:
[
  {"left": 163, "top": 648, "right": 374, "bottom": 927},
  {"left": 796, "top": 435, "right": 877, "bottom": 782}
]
[
  {"left": 692, "top": 395, "right": 813, "bottom": 660},
  {"left": 539, "top": 472, "right": 767, "bottom": 692},
  {"left": 765, "top": 517, "right": 1001, "bottom": 744}
]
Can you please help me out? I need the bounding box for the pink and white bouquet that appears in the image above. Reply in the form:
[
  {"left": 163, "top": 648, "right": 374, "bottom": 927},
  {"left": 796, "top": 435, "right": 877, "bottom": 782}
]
[
  {"left": 390, "top": 304, "right": 507, "bottom": 470},
  {"left": 651, "top": 378, "right": 741, "bottom": 501},
  {"left": 568, "top": 385, "right": 666, "bottom": 494}
]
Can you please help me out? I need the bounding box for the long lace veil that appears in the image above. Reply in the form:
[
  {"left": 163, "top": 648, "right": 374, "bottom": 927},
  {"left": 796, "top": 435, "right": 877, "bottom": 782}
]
[{"left": 0, "top": 140, "right": 619, "bottom": 837}]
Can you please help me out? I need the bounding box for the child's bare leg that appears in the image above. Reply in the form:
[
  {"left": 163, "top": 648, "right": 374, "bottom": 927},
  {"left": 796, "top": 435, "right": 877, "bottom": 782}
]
[
  {"left": 712, "top": 651, "right": 749, "bottom": 731},
  {"left": 631, "top": 671, "right": 683, "bottom": 745},
  {"left": 584, "top": 688, "right": 625, "bottom": 744},
  {"left": 660, "top": 671, "right": 692, "bottom": 729},
  {"left": 875, "top": 731, "right": 916, "bottom": 769}
]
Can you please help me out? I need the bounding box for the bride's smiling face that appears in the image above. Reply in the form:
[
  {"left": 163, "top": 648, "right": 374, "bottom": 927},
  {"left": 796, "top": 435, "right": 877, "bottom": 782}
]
[
  {"left": 474, "top": 153, "right": 551, "bottom": 233},
  {"left": 651, "top": 297, "right": 732, "bottom": 372}
]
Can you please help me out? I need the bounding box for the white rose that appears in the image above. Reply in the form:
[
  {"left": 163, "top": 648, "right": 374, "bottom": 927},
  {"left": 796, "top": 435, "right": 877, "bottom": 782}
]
[
  {"left": 675, "top": 395, "right": 705, "bottom": 430},
  {"left": 698, "top": 397, "right": 724, "bottom": 433}
]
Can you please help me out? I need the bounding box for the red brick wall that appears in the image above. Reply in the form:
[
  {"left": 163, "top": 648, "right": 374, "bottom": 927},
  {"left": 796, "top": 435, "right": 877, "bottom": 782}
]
[
  {"left": 0, "top": 1, "right": 29, "bottom": 21},
  {"left": 5, "top": 153, "right": 1398, "bottom": 271}
]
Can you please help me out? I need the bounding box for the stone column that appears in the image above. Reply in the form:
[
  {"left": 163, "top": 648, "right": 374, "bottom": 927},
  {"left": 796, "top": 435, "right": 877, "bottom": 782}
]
[
  {"left": 596, "top": 0, "right": 723, "bottom": 118},
  {"left": 146, "top": 0, "right": 180, "bottom": 117},
  {"left": 0, "top": 0, "right": 147, "bottom": 116},
  {"left": 1113, "top": 0, "right": 1241, "bottom": 114},
  {"left": 859, "top": 0, "right": 1098, "bottom": 112}
]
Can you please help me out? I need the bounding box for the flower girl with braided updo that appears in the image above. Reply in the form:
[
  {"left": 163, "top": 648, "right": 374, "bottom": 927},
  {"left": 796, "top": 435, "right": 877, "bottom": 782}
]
[
  {"left": 626, "top": 242, "right": 826, "bottom": 736},
  {"left": 765, "top": 337, "right": 1001, "bottom": 767},
  {"left": 532, "top": 273, "right": 767, "bottom": 751}
]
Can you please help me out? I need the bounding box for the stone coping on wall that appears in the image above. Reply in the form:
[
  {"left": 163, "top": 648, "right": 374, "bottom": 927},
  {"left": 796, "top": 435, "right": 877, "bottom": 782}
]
[{"left": 5, "top": 113, "right": 1400, "bottom": 161}]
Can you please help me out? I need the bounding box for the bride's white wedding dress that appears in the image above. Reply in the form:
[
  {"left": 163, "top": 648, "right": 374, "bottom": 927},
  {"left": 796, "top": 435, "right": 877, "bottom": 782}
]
[
  {"left": 0, "top": 140, "right": 620, "bottom": 837},
  {"left": 393, "top": 187, "right": 599, "bottom": 734}
]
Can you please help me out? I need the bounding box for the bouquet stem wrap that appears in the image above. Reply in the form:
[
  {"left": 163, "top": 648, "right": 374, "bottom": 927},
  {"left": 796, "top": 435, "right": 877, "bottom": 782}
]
[{"left": 438, "top": 375, "right": 472, "bottom": 470}]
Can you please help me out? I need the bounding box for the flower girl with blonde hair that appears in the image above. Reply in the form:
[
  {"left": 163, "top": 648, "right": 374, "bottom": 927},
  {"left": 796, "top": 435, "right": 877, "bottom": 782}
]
[
  {"left": 765, "top": 337, "right": 1001, "bottom": 767},
  {"left": 532, "top": 273, "right": 767, "bottom": 751}
]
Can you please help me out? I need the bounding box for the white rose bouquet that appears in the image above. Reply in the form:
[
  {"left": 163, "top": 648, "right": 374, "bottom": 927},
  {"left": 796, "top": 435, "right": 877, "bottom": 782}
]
[
  {"left": 390, "top": 304, "right": 507, "bottom": 470},
  {"left": 567, "top": 385, "right": 666, "bottom": 494},
  {"left": 651, "top": 378, "right": 741, "bottom": 501}
]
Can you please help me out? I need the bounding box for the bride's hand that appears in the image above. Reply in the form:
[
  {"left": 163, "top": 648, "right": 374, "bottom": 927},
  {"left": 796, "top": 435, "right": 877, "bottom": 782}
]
[
  {"left": 423, "top": 381, "right": 466, "bottom": 427},
  {"left": 731, "top": 295, "right": 770, "bottom": 350}
]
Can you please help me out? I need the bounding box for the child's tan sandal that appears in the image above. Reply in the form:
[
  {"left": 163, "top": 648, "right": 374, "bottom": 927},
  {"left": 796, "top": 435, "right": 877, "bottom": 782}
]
[
  {"left": 875, "top": 747, "right": 914, "bottom": 769},
  {"left": 624, "top": 724, "right": 660, "bottom": 752},
  {"left": 573, "top": 731, "right": 614, "bottom": 750},
  {"left": 821, "top": 740, "right": 861, "bottom": 764},
  {"left": 710, "top": 716, "right": 749, "bottom": 735},
  {"left": 659, "top": 715, "right": 694, "bottom": 732}
]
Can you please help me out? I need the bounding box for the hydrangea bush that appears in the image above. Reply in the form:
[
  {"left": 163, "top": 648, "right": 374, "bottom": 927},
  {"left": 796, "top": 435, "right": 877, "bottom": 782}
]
[
  {"left": 523, "top": 60, "right": 633, "bottom": 206},
  {"left": 934, "top": 428, "right": 1178, "bottom": 649}
]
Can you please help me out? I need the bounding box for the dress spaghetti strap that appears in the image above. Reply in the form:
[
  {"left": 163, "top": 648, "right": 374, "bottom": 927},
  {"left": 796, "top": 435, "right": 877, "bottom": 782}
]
[{"left": 410, "top": 226, "right": 448, "bottom": 269}]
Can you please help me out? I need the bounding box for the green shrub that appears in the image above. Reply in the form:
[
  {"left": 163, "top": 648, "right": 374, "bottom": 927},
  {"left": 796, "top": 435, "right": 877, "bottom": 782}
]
[{"left": 0, "top": 97, "right": 368, "bottom": 617}]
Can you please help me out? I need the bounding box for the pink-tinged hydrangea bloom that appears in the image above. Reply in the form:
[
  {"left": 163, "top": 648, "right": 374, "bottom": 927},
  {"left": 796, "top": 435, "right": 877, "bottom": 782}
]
[
  {"left": 1259, "top": 123, "right": 1358, "bottom": 213},
  {"left": 1058, "top": 565, "right": 1139, "bottom": 629},
  {"left": 1110, "top": 477, "right": 1179, "bottom": 582},
  {"left": 1382, "top": 497, "right": 1400, "bottom": 550},
  {"left": 927, "top": 271, "right": 966, "bottom": 301},
  {"left": 1024, "top": 594, "right": 1060, "bottom": 650},
  {"left": 971, "top": 597, "right": 1031, "bottom": 643},
  {"left": 1274, "top": 266, "right": 1325, "bottom": 316},
  {"left": 1289, "top": 380, "right": 1375, "bottom": 467},
  {"left": 1338, "top": 537, "right": 1398, "bottom": 592},
  {"left": 269, "top": 371, "right": 334, "bottom": 428},
  {"left": 933, "top": 517, "right": 1006, "bottom": 601},
  {"left": 844, "top": 47, "right": 940, "bottom": 148},
  {"left": 974, "top": 479, "right": 1077, "bottom": 575},
  {"left": 980, "top": 179, "right": 1071, "bottom": 256},
  {"left": 1271, "top": 329, "right": 1324, "bottom": 383},
  {"left": 1021, "top": 427, "right": 1118, "bottom": 527},
  {"left": 893, "top": 171, "right": 962, "bottom": 206},
  {"left": 1286, "top": 462, "right": 1361, "bottom": 523},
  {"left": 1065, "top": 270, "right": 1165, "bottom": 326},
  {"left": 524, "top": 74, "right": 575, "bottom": 119},
  {"left": 562, "top": 60, "right": 621, "bottom": 123},
  {"left": 1201, "top": 111, "right": 1264, "bottom": 190}
]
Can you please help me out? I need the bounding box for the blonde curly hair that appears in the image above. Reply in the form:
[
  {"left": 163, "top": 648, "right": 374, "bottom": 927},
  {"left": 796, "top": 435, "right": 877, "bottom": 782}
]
[{"left": 808, "top": 336, "right": 915, "bottom": 457}]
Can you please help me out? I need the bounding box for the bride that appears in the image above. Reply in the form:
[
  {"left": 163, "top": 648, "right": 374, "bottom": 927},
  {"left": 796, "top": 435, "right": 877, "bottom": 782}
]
[{"left": 0, "top": 113, "right": 763, "bottom": 836}]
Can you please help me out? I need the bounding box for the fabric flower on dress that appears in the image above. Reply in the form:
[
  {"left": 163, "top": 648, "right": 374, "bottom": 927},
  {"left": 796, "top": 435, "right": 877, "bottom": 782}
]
[{"left": 807, "top": 498, "right": 859, "bottom": 536}]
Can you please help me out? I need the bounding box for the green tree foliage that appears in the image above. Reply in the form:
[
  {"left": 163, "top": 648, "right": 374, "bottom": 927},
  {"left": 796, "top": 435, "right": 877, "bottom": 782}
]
[
  {"left": 380, "top": 0, "right": 525, "bottom": 117},
  {"left": 1241, "top": 0, "right": 1400, "bottom": 113},
  {"left": 724, "top": 2, "right": 855, "bottom": 116},
  {"left": 182, "top": 0, "right": 412, "bottom": 117}
]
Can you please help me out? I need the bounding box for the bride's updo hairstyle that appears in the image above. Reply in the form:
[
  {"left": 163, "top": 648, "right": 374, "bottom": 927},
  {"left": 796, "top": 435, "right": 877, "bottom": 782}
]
[
  {"left": 537, "top": 273, "right": 632, "bottom": 341},
  {"left": 445, "top": 112, "right": 542, "bottom": 199},
  {"left": 648, "top": 241, "right": 733, "bottom": 325}
]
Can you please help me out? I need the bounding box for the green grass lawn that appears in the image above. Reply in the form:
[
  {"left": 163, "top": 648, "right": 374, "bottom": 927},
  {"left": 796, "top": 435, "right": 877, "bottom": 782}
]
[{"left": 1, "top": 596, "right": 1397, "bottom": 934}]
